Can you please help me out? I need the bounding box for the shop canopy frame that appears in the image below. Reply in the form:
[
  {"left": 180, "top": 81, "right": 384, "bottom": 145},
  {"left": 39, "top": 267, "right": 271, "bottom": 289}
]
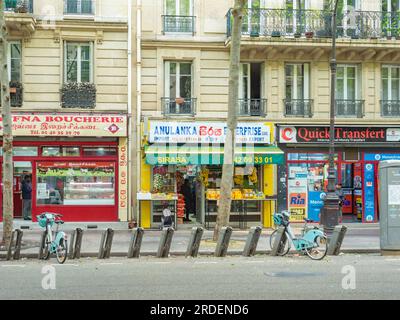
[{"left": 145, "top": 145, "right": 284, "bottom": 165}]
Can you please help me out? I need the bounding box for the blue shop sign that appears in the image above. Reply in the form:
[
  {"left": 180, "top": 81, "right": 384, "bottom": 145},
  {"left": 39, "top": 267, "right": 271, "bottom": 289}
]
[
  {"left": 364, "top": 153, "right": 400, "bottom": 161},
  {"left": 307, "top": 191, "right": 326, "bottom": 222}
]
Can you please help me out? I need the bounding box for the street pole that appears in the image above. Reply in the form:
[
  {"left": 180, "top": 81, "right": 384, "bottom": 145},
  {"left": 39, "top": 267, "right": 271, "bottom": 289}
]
[{"left": 321, "top": 0, "right": 340, "bottom": 238}]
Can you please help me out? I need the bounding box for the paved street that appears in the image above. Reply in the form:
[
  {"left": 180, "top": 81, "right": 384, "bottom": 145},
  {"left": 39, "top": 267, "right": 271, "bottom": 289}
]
[{"left": 0, "top": 254, "right": 399, "bottom": 300}]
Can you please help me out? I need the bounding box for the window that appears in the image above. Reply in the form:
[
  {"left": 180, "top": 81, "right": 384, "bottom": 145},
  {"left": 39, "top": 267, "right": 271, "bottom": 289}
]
[
  {"left": 336, "top": 65, "right": 361, "bottom": 100},
  {"left": 8, "top": 42, "right": 21, "bottom": 82},
  {"left": 65, "top": 0, "right": 94, "bottom": 15},
  {"left": 83, "top": 147, "right": 117, "bottom": 157},
  {"left": 42, "top": 146, "right": 80, "bottom": 157},
  {"left": 382, "top": 66, "right": 400, "bottom": 101},
  {"left": 285, "top": 63, "right": 309, "bottom": 101},
  {"left": 239, "top": 63, "right": 265, "bottom": 116},
  {"left": 166, "top": 0, "right": 192, "bottom": 16},
  {"left": 36, "top": 162, "right": 115, "bottom": 206},
  {"left": 285, "top": 0, "right": 310, "bottom": 34},
  {"left": 13, "top": 147, "right": 38, "bottom": 157},
  {"left": 64, "top": 42, "right": 93, "bottom": 83}
]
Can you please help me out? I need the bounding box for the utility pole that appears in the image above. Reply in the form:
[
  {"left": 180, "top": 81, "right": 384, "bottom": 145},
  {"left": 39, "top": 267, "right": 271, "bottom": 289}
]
[
  {"left": 213, "top": 0, "right": 244, "bottom": 241},
  {"left": 320, "top": 0, "right": 340, "bottom": 238},
  {"left": 0, "top": 2, "right": 14, "bottom": 248}
]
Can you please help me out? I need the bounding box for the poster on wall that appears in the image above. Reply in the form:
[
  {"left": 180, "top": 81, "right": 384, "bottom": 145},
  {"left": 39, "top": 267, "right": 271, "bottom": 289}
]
[
  {"left": 288, "top": 179, "right": 308, "bottom": 221},
  {"left": 342, "top": 190, "right": 353, "bottom": 214},
  {"left": 363, "top": 163, "right": 376, "bottom": 222},
  {"left": 307, "top": 191, "right": 326, "bottom": 222}
]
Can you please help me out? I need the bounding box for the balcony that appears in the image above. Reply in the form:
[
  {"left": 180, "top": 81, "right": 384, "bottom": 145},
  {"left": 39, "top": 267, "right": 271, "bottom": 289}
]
[
  {"left": 381, "top": 100, "right": 400, "bottom": 117},
  {"left": 238, "top": 99, "right": 267, "bottom": 117},
  {"left": 162, "top": 15, "right": 195, "bottom": 34},
  {"left": 161, "top": 97, "right": 196, "bottom": 116},
  {"left": 284, "top": 99, "right": 313, "bottom": 117},
  {"left": 0, "top": 82, "right": 23, "bottom": 107},
  {"left": 60, "top": 82, "right": 96, "bottom": 108},
  {"left": 64, "top": 0, "right": 94, "bottom": 15},
  {"left": 4, "top": 0, "right": 33, "bottom": 13},
  {"left": 227, "top": 8, "right": 400, "bottom": 40},
  {"left": 335, "top": 100, "right": 364, "bottom": 118}
]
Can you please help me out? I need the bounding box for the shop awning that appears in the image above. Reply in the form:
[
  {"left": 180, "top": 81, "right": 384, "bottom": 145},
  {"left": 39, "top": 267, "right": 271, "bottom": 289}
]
[{"left": 144, "top": 145, "right": 284, "bottom": 165}]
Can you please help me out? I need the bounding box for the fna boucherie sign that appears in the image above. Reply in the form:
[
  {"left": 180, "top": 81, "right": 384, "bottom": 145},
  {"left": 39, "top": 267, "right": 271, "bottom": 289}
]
[
  {"left": 0, "top": 114, "right": 127, "bottom": 137},
  {"left": 279, "top": 126, "right": 400, "bottom": 144}
]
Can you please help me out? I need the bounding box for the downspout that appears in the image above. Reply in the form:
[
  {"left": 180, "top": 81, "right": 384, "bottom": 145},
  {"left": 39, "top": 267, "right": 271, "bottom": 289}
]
[
  {"left": 127, "top": 0, "right": 132, "bottom": 222},
  {"left": 136, "top": 0, "right": 142, "bottom": 227}
]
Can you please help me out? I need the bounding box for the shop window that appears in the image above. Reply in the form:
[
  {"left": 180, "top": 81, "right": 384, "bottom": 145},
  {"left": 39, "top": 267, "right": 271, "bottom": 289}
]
[
  {"left": 288, "top": 153, "right": 338, "bottom": 161},
  {"left": 42, "top": 147, "right": 80, "bottom": 157},
  {"left": 36, "top": 162, "right": 115, "bottom": 206},
  {"left": 13, "top": 147, "right": 38, "bottom": 157},
  {"left": 83, "top": 147, "right": 117, "bottom": 157}
]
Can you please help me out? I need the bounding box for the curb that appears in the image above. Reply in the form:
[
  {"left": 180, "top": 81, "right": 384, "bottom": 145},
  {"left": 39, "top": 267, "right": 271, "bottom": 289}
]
[{"left": 0, "top": 248, "right": 381, "bottom": 260}]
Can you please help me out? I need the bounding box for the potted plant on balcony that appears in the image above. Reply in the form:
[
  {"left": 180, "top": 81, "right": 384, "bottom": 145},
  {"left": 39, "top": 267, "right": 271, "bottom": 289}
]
[
  {"left": 294, "top": 29, "right": 301, "bottom": 38},
  {"left": 271, "top": 30, "right": 281, "bottom": 37},
  {"left": 305, "top": 31, "right": 314, "bottom": 39}
]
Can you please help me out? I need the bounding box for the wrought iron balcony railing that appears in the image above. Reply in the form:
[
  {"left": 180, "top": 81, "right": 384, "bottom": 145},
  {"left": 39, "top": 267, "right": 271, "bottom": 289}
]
[
  {"left": 335, "top": 99, "right": 364, "bottom": 118},
  {"left": 61, "top": 82, "right": 96, "bottom": 108},
  {"left": 162, "top": 15, "right": 195, "bottom": 34},
  {"left": 227, "top": 8, "right": 400, "bottom": 39},
  {"left": 0, "top": 82, "right": 23, "bottom": 107},
  {"left": 238, "top": 99, "right": 267, "bottom": 117},
  {"left": 64, "top": 0, "right": 94, "bottom": 15},
  {"left": 381, "top": 100, "right": 400, "bottom": 117},
  {"left": 4, "top": 0, "right": 33, "bottom": 13},
  {"left": 162, "top": 97, "right": 196, "bottom": 116},
  {"left": 284, "top": 99, "right": 313, "bottom": 117}
]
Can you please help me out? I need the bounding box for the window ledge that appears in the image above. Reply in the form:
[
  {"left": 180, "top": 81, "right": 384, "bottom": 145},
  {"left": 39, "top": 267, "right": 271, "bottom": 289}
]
[{"left": 63, "top": 14, "right": 95, "bottom": 21}]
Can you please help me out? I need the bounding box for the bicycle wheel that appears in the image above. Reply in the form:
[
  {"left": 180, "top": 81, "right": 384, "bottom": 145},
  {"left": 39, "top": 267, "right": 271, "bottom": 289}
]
[
  {"left": 41, "top": 232, "right": 50, "bottom": 260},
  {"left": 305, "top": 235, "right": 328, "bottom": 260},
  {"left": 56, "top": 238, "right": 68, "bottom": 264},
  {"left": 269, "top": 229, "right": 290, "bottom": 256}
]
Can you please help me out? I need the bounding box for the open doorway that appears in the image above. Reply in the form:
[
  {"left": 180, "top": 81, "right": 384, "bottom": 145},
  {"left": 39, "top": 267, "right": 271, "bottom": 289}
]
[{"left": 14, "top": 161, "right": 32, "bottom": 220}]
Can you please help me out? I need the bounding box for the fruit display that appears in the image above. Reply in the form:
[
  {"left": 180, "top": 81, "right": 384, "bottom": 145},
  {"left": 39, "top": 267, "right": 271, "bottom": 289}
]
[
  {"left": 206, "top": 188, "right": 265, "bottom": 200},
  {"left": 153, "top": 174, "right": 164, "bottom": 193},
  {"left": 177, "top": 194, "right": 185, "bottom": 218},
  {"left": 233, "top": 174, "right": 244, "bottom": 186},
  {"left": 200, "top": 168, "right": 209, "bottom": 187},
  {"left": 249, "top": 167, "right": 258, "bottom": 184}
]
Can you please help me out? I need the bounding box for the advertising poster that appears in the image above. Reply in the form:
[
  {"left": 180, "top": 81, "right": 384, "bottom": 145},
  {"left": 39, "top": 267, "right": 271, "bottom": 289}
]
[
  {"left": 363, "top": 163, "right": 376, "bottom": 222},
  {"left": 342, "top": 190, "right": 353, "bottom": 214},
  {"left": 307, "top": 191, "right": 326, "bottom": 222},
  {"left": 288, "top": 179, "right": 308, "bottom": 221}
]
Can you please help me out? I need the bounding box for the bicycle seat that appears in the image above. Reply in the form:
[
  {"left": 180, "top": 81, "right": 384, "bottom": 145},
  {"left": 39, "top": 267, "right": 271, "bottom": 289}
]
[
  {"left": 55, "top": 220, "right": 64, "bottom": 225},
  {"left": 304, "top": 218, "right": 314, "bottom": 223}
]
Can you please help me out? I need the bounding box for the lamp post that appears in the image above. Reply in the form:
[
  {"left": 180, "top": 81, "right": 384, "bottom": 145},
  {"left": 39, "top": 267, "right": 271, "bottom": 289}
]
[{"left": 320, "top": 0, "right": 340, "bottom": 238}]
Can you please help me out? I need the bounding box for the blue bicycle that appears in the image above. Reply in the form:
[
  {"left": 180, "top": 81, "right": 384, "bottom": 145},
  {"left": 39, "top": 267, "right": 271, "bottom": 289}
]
[
  {"left": 270, "top": 211, "right": 328, "bottom": 260},
  {"left": 37, "top": 213, "right": 68, "bottom": 264}
]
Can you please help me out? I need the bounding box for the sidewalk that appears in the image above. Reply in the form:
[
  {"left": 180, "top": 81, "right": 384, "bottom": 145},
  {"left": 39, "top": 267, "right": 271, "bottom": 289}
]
[{"left": 0, "top": 222, "right": 380, "bottom": 259}]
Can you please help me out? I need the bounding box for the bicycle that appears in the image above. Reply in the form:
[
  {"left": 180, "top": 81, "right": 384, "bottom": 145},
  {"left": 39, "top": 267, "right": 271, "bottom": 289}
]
[
  {"left": 37, "top": 212, "right": 68, "bottom": 264},
  {"left": 269, "top": 211, "right": 328, "bottom": 260}
]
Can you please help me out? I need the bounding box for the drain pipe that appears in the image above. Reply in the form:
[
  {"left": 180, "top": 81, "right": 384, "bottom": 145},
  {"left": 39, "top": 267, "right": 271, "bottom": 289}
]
[
  {"left": 127, "top": 0, "right": 133, "bottom": 222},
  {"left": 136, "top": 0, "right": 142, "bottom": 227}
]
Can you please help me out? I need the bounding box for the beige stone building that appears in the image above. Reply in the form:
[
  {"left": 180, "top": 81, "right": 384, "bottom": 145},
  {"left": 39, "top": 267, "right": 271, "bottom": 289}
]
[
  {"left": 1, "top": 0, "right": 130, "bottom": 223},
  {"left": 136, "top": 0, "right": 400, "bottom": 229}
]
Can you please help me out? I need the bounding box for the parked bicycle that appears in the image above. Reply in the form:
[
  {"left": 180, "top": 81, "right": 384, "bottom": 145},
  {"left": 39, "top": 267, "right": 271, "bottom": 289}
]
[
  {"left": 37, "top": 212, "right": 68, "bottom": 264},
  {"left": 270, "top": 211, "right": 328, "bottom": 260}
]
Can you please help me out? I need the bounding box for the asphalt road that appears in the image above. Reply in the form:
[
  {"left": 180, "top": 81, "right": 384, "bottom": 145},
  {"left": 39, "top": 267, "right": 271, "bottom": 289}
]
[{"left": 1, "top": 253, "right": 399, "bottom": 300}]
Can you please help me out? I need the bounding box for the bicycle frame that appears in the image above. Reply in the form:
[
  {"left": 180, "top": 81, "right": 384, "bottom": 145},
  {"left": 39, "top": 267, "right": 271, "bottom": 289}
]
[
  {"left": 46, "top": 220, "right": 66, "bottom": 254},
  {"left": 283, "top": 222, "right": 325, "bottom": 252}
]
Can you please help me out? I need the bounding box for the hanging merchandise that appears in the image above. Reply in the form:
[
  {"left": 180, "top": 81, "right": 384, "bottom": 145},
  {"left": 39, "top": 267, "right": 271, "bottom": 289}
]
[
  {"left": 249, "top": 167, "right": 258, "bottom": 184},
  {"left": 200, "top": 167, "right": 209, "bottom": 187},
  {"left": 176, "top": 171, "right": 184, "bottom": 192},
  {"left": 153, "top": 174, "right": 164, "bottom": 193},
  {"left": 234, "top": 174, "right": 244, "bottom": 186},
  {"left": 177, "top": 194, "right": 186, "bottom": 219}
]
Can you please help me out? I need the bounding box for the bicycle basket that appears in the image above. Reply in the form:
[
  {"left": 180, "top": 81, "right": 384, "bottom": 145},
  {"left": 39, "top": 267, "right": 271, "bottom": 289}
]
[
  {"left": 273, "top": 213, "right": 283, "bottom": 226},
  {"left": 37, "top": 213, "right": 55, "bottom": 228}
]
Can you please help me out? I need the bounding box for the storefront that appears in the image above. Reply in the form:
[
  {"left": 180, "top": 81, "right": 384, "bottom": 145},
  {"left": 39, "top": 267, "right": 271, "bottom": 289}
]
[
  {"left": 0, "top": 113, "right": 128, "bottom": 222},
  {"left": 138, "top": 121, "right": 283, "bottom": 229},
  {"left": 278, "top": 125, "right": 400, "bottom": 223}
]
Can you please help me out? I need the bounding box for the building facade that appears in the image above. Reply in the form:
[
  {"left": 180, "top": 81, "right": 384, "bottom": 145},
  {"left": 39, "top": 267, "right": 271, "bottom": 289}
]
[
  {"left": 135, "top": 0, "right": 400, "bottom": 228},
  {"left": 1, "top": 0, "right": 130, "bottom": 222}
]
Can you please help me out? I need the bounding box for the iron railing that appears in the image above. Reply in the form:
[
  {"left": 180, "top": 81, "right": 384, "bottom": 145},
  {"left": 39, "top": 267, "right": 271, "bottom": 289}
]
[
  {"left": 238, "top": 99, "right": 267, "bottom": 117},
  {"left": 64, "top": 0, "right": 94, "bottom": 15},
  {"left": 381, "top": 100, "right": 400, "bottom": 117},
  {"left": 284, "top": 99, "right": 313, "bottom": 117},
  {"left": 61, "top": 82, "right": 96, "bottom": 108},
  {"left": 227, "top": 8, "right": 400, "bottom": 39},
  {"left": 335, "top": 99, "right": 364, "bottom": 118},
  {"left": 161, "top": 97, "right": 196, "bottom": 116},
  {"left": 162, "top": 15, "right": 195, "bottom": 34},
  {"left": 4, "top": 0, "right": 33, "bottom": 13}
]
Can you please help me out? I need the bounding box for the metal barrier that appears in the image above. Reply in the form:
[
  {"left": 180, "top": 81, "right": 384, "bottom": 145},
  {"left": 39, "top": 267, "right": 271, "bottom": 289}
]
[
  {"left": 128, "top": 227, "right": 144, "bottom": 258},
  {"left": 38, "top": 231, "right": 49, "bottom": 260},
  {"left": 186, "top": 227, "right": 204, "bottom": 258},
  {"left": 242, "top": 226, "right": 262, "bottom": 257},
  {"left": 157, "top": 227, "right": 174, "bottom": 258},
  {"left": 215, "top": 226, "right": 233, "bottom": 257},
  {"left": 69, "top": 228, "right": 84, "bottom": 259},
  {"left": 98, "top": 228, "right": 114, "bottom": 259},
  {"left": 6, "top": 229, "right": 23, "bottom": 261},
  {"left": 270, "top": 226, "right": 287, "bottom": 256},
  {"left": 327, "top": 225, "right": 348, "bottom": 256}
]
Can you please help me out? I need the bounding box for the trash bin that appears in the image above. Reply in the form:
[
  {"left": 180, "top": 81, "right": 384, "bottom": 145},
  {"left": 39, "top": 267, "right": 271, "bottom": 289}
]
[{"left": 379, "top": 160, "right": 400, "bottom": 254}]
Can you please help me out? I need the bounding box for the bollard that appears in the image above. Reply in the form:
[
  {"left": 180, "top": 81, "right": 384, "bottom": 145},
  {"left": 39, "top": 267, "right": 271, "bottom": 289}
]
[
  {"left": 69, "top": 228, "right": 84, "bottom": 259},
  {"left": 6, "top": 231, "right": 15, "bottom": 261},
  {"left": 13, "top": 229, "right": 23, "bottom": 260},
  {"left": 128, "top": 227, "right": 144, "bottom": 258},
  {"left": 270, "top": 226, "right": 288, "bottom": 256},
  {"left": 157, "top": 227, "right": 174, "bottom": 258},
  {"left": 186, "top": 227, "right": 204, "bottom": 258},
  {"left": 215, "top": 226, "right": 233, "bottom": 257},
  {"left": 98, "top": 228, "right": 114, "bottom": 259},
  {"left": 242, "top": 226, "right": 262, "bottom": 257},
  {"left": 327, "top": 225, "right": 348, "bottom": 256},
  {"left": 38, "top": 231, "right": 49, "bottom": 260}
]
